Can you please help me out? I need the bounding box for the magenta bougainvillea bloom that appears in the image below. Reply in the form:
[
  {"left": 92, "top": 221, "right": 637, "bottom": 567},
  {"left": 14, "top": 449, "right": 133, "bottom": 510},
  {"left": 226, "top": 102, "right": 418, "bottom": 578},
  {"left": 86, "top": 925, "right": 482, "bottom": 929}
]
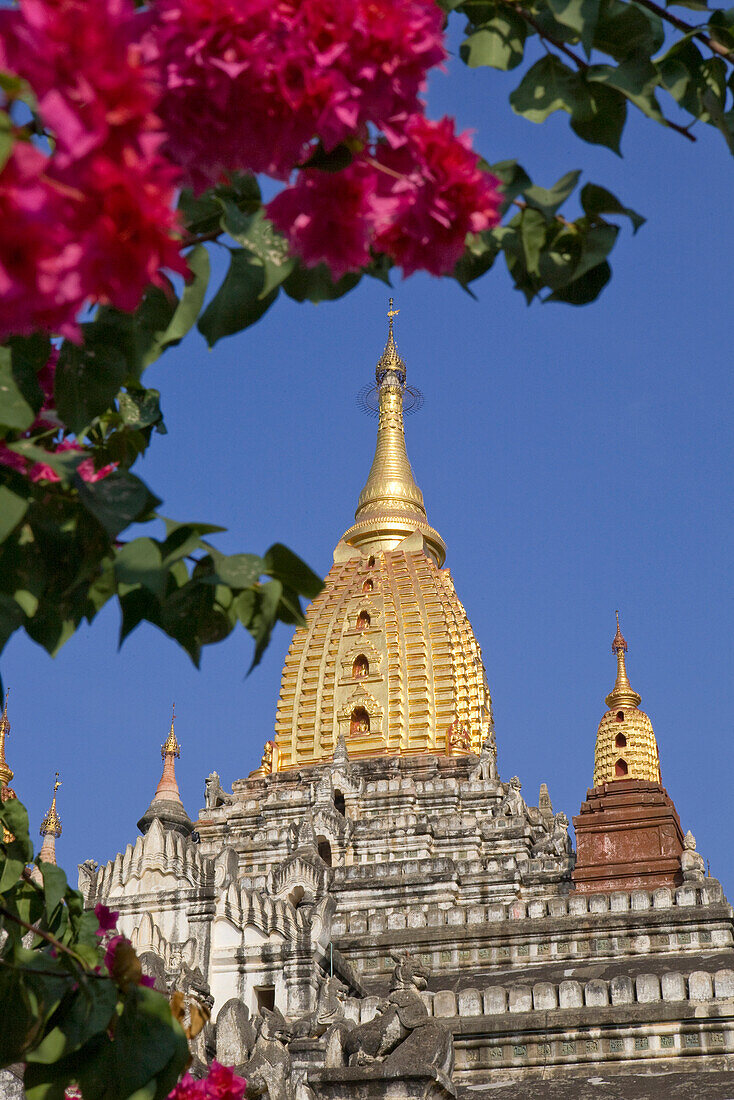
[
  {"left": 169, "top": 1061, "right": 246, "bottom": 1100},
  {"left": 267, "top": 160, "right": 382, "bottom": 278},
  {"left": 146, "top": 0, "right": 445, "bottom": 189},
  {"left": 94, "top": 903, "right": 119, "bottom": 935},
  {"left": 0, "top": 0, "right": 185, "bottom": 339},
  {"left": 269, "top": 118, "right": 500, "bottom": 279},
  {"left": 372, "top": 115, "right": 501, "bottom": 276}
]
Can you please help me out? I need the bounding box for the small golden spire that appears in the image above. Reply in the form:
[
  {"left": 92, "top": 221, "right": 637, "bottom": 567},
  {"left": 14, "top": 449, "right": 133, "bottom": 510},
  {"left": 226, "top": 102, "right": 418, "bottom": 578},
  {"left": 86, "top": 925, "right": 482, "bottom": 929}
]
[
  {"left": 342, "top": 302, "right": 446, "bottom": 565},
  {"left": 161, "top": 703, "right": 180, "bottom": 759},
  {"left": 40, "top": 772, "right": 62, "bottom": 839},
  {"left": 605, "top": 611, "right": 641, "bottom": 709},
  {"left": 0, "top": 688, "right": 13, "bottom": 790}
]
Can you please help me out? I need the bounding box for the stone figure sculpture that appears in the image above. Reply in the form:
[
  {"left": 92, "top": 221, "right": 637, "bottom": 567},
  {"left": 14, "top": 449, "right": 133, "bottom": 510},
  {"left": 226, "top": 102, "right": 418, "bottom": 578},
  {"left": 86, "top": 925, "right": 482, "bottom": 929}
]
[
  {"left": 499, "top": 776, "right": 525, "bottom": 818},
  {"left": 324, "top": 951, "right": 454, "bottom": 1076},
  {"left": 469, "top": 735, "right": 497, "bottom": 781},
  {"left": 532, "top": 812, "right": 572, "bottom": 857},
  {"left": 681, "top": 830, "right": 706, "bottom": 882},
  {"left": 205, "top": 772, "right": 234, "bottom": 808},
  {"left": 287, "top": 976, "right": 347, "bottom": 1040},
  {"left": 241, "top": 1007, "right": 295, "bottom": 1100}
]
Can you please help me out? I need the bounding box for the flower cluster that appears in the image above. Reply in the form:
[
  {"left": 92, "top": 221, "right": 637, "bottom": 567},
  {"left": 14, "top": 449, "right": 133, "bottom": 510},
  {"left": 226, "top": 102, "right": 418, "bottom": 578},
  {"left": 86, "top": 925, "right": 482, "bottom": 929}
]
[
  {"left": 0, "top": 0, "right": 501, "bottom": 341},
  {"left": 146, "top": 0, "right": 445, "bottom": 189},
  {"left": 0, "top": 350, "right": 116, "bottom": 482},
  {"left": 0, "top": 0, "right": 185, "bottom": 340},
  {"left": 268, "top": 116, "right": 501, "bottom": 278},
  {"left": 170, "top": 1062, "right": 246, "bottom": 1100},
  {"left": 93, "top": 903, "right": 156, "bottom": 990}
]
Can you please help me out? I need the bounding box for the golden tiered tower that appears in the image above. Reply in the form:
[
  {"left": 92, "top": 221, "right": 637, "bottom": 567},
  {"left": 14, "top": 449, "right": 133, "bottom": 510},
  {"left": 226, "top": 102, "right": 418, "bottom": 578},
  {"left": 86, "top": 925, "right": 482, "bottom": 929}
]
[
  {"left": 272, "top": 304, "right": 493, "bottom": 769},
  {"left": 592, "top": 612, "right": 661, "bottom": 786}
]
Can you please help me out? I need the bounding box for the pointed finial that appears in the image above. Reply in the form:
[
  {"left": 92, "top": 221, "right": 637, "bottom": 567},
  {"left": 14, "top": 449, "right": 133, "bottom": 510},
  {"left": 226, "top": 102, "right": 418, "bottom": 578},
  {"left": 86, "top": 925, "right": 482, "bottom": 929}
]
[
  {"left": 161, "top": 702, "right": 180, "bottom": 759},
  {"left": 612, "top": 610, "right": 627, "bottom": 654},
  {"left": 40, "top": 772, "right": 62, "bottom": 839},
  {"left": 605, "top": 610, "right": 641, "bottom": 709},
  {"left": 375, "top": 298, "right": 406, "bottom": 385}
]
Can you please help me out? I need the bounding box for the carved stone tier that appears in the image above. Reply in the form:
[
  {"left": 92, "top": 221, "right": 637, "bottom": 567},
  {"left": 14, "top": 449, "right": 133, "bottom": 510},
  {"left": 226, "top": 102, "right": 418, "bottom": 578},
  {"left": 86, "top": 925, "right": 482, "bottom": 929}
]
[
  {"left": 572, "top": 779, "right": 684, "bottom": 893},
  {"left": 309, "top": 1066, "right": 456, "bottom": 1100}
]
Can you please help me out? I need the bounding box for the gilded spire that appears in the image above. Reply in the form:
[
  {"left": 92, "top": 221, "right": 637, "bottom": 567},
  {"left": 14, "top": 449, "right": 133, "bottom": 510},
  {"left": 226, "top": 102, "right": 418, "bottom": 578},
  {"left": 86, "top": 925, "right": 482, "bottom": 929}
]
[
  {"left": 39, "top": 772, "right": 62, "bottom": 865},
  {"left": 0, "top": 689, "right": 14, "bottom": 791},
  {"left": 341, "top": 301, "right": 446, "bottom": 566},
  {"left": 40, "top": 773, "right": 62, "bottom": 838},
  {"left": 605, "top": 611, "right": 641, "bottom": 709},
  {"left": 161, "top": 703, "right": 180, "bottom": 759},
  {"left": 593, "top": 613, "right": 661, "bottom": 787}
]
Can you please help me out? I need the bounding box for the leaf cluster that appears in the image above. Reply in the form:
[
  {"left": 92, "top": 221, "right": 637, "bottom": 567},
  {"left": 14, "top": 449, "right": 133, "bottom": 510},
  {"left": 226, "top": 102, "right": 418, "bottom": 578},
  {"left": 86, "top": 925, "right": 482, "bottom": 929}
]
[
  {"left": 0, "top": 797, "right": 189, "bottom": 1100},
  {"left": 446, "top": 0, "right": 734, "bottom": 153}
]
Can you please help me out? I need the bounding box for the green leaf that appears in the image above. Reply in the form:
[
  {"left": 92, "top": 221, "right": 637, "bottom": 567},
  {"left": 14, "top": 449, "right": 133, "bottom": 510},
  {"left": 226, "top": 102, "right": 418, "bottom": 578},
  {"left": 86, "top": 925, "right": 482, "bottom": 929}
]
[
  {"left": 114, "top": 539, "right": 167, "bottom": 599},
  {"left": 510, "top": 55, "right": 585, "bottom": 122},
  {"left": 586, "top": 59, "right": 664, "bottom": 123},
  {"left": 453, "top": 231, "right": 502, "bottom": 290},
  {"left": 209, "top": 552, "right": 262, "bottom": 589},
  {"left": 547, "top": 260, "right": 612, "bottom": 303},
  {"left": 198, "top": 249, "right": 278, "bottom": 347},
  {"left": 0, "top": 110, "right": 13, "bottom": 173},
  {"left": 301, "top": 143, "right": 355, "bottom": 172},
  {"left": 117, "top": 389, "right": 164, "bottom": 432},
  {"left": 593, "top": 0, "right": 665, "bottom": 61},
  {"left": 112, "top": 986, "right": 189, "bottom": 1100},
  {"left": 118, "top": 588, "right": 161, "bottom": 646},
  {"left": 520, "top": 208, "right": 547, "bottom": 277},
  {"left": 523, "top": 170, "right": 581, "bottom": 217},
  {"left": 78, "top": 472, "right": 161, "bottom": 539},
  {"left": 263, "top": 543, "right": 323, "bottom": 599},
  {"left": 55, "top": 338, "right": 128, "bottom": 435},
  {"left": 39, "top": 862, "right": 67, "bottom": 921},
  {"left": 580, "top": 183, "right": 646, "bottom": 231},
  {"left": 547, "top": 0, "right": 601, "bottom": 53},
  {"left": 26, "top": 980, "right": 118, "bottom": 1066},
  {"left": 219, "top": 207, "right": 295, "bottom": 298},
  {"left": 460, "top": 11, "right": 528, "bottom": 70},
  {"left": 0, "top": 795, "right": 33, "bottom": 863},
  {"left": 282, "top": 262, "right": 361, "bottom": 303},
  {"left": 246, "top": 579, "right": 283, "bottom": 672},
  {"left": 0, "top": 348, "right": 36, "bottom": 430},
  {"left": 0, "top": 591, "right": 26, "bottom": 654},
  {"left": 141, "top": 245, "right": 211, "bottom": 368},
  {"left": 570, "top": 81, "right": 627, "bottom": 152},
  {"left": 0, "top": 485, "right": 28, "bottom": 544}
]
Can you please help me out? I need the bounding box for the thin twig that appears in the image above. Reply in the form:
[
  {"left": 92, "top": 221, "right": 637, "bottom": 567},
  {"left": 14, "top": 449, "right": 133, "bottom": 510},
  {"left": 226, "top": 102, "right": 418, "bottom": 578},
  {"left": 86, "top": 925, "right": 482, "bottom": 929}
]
[{"left": 633, "top": 0, "right": 734, "bottom": 60}]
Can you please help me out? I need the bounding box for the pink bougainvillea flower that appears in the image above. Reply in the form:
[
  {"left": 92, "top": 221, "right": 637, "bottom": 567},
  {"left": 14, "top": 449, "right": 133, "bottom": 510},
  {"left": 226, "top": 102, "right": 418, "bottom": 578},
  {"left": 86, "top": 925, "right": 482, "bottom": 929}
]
[
  {"left": 267, "top": 159, "right": 384, "bottom": 278},
  {"left": 94, "top": 902, "right": 119, "bottom": 935},
  {"left": 168, "top": 1062, "right": 246, "bottom": 1100},
  {"left": 372, "top": 115, "right": 501, "bottom": 276},
  {"left": 0, "top": 0, "right": 185, "bottom": 338},
  {"left": 103, "top": 934, "right": 127, "bottom": 975},
  {"left": 146, "top": 0, "right": 445, "bottom": 189},
  {"left": 0, "top": 143, "right": 85, "bottom": 340}
]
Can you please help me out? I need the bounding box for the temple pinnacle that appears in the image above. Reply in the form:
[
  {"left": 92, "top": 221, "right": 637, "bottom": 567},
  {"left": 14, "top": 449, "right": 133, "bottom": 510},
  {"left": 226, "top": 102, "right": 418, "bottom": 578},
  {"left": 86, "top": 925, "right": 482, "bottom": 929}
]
[
  {"left": 137, "top": 707, "right": 192, "bottom": 837},
  {"left": 341, "top": 302, "right": 446, "bottom": 565},
  {"left": 0, "top": 688, "right": 14, "bottom": 791},
  {"left": 606, "top": 611, "right": 641, "bottom": 709},
  {"left": 161, "top": 703, "right": 180, "bottom": 759},
  {"left": 39, "top": 772, "right": 62, "bottom": 865}
]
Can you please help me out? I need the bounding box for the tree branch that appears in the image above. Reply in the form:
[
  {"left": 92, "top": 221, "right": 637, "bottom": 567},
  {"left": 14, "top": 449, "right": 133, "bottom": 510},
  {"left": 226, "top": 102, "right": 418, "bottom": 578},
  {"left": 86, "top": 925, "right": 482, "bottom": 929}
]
[
  {"left": 633, "top": 0, "right": 734, "bottom": 60},
  {"left": 0, "top": 902, "right": 92, "bottom": 970}
]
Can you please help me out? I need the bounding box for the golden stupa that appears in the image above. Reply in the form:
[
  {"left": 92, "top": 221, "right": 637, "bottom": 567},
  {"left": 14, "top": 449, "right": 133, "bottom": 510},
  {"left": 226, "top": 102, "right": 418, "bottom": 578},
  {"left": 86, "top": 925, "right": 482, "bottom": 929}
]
[
  {"left": 271, "top": 304, "right": 493, "bottom": 769},
  {"left": 592, "top": 612, "right": 661, "bottom": 787}
]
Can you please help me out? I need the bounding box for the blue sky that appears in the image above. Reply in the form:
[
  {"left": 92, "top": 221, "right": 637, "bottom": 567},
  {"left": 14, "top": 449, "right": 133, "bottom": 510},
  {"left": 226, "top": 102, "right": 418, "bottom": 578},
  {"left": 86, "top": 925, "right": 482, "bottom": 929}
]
[{"left": 4, "top": 18, "right": 733, "bottom": 899}]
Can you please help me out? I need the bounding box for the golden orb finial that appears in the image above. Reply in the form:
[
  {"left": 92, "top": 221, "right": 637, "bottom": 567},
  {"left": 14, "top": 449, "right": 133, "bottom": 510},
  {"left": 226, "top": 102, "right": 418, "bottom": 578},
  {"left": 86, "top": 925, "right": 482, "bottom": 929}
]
[
  {"left": 375, "top": 297, "right": 406, "bottom": 384},
  {"left": 161, "top": 702, "right": 180, "bottom": 759},
  {"left": 40, "top": 772, "right": 62, "bottom": 839}
]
